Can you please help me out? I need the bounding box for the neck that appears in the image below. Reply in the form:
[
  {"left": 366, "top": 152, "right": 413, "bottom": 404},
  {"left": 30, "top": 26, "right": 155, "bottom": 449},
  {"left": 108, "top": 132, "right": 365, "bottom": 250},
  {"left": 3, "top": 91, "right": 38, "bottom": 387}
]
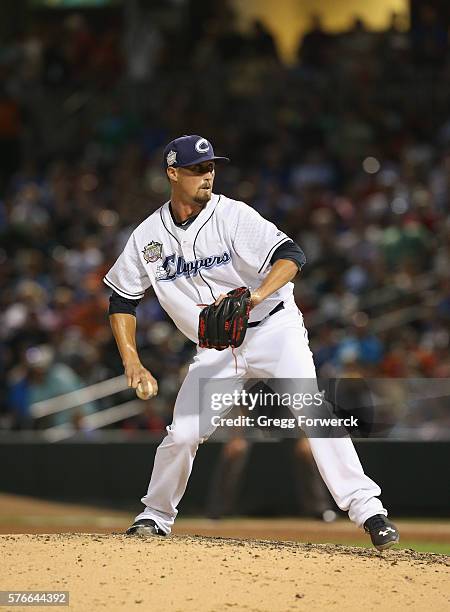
[{"left": 170, "top": 193, "right": 208, "bottom": 223}]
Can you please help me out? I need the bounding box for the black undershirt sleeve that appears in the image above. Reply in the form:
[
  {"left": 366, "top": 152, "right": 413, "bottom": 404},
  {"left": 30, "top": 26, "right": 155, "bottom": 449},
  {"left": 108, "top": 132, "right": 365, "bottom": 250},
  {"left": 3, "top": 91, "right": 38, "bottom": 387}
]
[
  {"left": 108, "top": 291, "right": 141, "bottom": 316},
  {"left": 270, "top": 240, "right": 306, "bottom": 271}
]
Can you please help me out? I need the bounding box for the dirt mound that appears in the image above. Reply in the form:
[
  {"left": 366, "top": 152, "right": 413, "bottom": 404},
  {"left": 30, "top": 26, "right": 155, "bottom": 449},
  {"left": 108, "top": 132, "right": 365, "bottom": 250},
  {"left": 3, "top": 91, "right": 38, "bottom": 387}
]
[{"left": 0, "top": 534, "right": 448, "bottom": 611}]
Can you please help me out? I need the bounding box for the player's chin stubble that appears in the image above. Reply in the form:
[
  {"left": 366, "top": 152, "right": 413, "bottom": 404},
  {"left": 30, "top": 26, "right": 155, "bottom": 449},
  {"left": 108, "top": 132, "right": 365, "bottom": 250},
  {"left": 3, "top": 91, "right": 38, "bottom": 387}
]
[{"left": 193, "top": 188, "right": 211, "bottom": 206}]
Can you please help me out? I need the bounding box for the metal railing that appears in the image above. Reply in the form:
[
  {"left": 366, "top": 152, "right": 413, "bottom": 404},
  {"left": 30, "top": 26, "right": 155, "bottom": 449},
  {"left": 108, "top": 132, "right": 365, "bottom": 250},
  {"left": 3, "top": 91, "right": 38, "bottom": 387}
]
[
  {"left": 31, "top": 375, "right": 129, "bottom": 419},
  {"left": 43, "top": 400, "right": 145, "bottom": 443},
  {"left": 29, "top": 375, "right": 146, "bottom": 440}
]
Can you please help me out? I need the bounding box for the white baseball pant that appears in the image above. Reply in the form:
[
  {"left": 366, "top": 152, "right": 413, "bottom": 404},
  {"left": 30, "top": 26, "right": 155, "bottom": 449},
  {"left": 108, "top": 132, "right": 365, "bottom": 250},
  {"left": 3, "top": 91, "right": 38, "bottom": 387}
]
[{"left": 135, "top": 305, "right": 387, "bottom": 534}]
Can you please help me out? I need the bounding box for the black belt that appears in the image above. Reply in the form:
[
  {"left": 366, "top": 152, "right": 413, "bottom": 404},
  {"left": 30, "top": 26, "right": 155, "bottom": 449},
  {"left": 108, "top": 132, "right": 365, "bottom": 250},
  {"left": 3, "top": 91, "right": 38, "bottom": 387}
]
[{"left": 248, "top": 301, "right": 284, "bottom": 328}]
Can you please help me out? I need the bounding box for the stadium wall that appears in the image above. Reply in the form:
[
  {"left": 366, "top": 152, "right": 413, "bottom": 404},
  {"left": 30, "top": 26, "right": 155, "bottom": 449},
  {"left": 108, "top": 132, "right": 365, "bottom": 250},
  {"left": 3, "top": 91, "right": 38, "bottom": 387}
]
[{"left": 1, "top": 441, "right": 448, "bottom": 517}]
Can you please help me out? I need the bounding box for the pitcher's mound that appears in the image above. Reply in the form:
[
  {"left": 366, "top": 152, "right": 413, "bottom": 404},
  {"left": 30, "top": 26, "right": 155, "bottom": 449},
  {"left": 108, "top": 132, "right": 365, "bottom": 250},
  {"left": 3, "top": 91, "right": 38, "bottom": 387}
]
[{"left": 1, "top": 534, "right": 448, "bottom": 611}]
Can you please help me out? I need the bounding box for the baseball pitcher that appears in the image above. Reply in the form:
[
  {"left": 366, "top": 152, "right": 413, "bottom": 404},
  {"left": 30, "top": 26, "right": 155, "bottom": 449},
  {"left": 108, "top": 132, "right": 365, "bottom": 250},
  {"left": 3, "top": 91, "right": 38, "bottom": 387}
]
[{"left": 104, "top": 135, "right": 399, "bottom": 550}]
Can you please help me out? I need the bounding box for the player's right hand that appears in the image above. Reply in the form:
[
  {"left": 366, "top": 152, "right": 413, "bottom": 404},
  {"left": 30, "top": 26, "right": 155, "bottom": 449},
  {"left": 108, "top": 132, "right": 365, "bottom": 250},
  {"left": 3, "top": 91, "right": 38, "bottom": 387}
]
[{"left": 124, "top": 361, "right": 158, "bottom": 396}]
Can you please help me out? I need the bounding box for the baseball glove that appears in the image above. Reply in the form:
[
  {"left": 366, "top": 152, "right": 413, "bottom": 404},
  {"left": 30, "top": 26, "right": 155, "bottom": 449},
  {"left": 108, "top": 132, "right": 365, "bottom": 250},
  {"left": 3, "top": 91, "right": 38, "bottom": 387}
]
[{"left": 198, "top": 287, "right": 251, "bottom": 350}]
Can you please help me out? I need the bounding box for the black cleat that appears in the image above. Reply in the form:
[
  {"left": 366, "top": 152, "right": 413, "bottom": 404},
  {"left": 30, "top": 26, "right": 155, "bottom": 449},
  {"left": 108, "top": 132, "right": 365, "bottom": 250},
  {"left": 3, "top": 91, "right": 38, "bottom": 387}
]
[
  {"left": 126, "top": 519, "right": 167, "bottom": 537},
  {"left": 364, "top": 514, "right": 399, "bottom": 551}
]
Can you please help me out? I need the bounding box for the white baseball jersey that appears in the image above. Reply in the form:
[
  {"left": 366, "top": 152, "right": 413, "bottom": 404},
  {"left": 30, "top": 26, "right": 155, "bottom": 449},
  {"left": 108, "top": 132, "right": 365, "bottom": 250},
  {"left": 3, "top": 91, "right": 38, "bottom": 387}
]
[{"left": 103, "top": 193, "right": 297, "bottom": 343}]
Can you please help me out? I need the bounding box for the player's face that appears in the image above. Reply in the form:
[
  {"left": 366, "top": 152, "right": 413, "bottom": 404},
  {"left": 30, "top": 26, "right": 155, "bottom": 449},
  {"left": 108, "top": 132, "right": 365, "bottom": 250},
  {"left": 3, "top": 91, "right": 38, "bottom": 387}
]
[{"left": 173, "top": 161, "right": 215, "bottom": 205}]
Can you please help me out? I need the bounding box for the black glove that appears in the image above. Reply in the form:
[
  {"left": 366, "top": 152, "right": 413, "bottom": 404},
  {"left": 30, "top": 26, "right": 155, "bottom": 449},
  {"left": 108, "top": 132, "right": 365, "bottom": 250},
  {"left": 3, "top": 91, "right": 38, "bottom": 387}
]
[{"left": 198, "top": 287, "right": 251, "bottom": 350}]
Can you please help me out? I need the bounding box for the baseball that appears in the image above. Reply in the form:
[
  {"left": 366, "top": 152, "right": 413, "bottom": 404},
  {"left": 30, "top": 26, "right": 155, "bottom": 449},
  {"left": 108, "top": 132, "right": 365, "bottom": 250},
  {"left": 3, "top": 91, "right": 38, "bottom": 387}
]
[{"left": 136, "top": 380, "right": 157, "bottom": 400}]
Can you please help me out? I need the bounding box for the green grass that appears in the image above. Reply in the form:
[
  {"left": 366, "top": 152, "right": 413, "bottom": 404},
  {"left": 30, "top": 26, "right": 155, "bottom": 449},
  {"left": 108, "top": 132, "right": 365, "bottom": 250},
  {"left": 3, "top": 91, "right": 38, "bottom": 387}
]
[{"left": 336, "top": 540, "right": 450, "bottom": 555}]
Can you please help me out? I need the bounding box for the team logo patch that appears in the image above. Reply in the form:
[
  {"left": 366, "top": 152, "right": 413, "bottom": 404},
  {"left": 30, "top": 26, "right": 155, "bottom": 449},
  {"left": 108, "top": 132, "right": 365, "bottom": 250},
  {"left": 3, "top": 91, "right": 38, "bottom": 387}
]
[
  {"left": 142, "top": 241, "right": 163, "bottom": 264},
  {"left": 195, "top": 138, "right": 210, "bottom": 154},
  {"left": 166, "top": 150, "right": 177, "bottom": 166}
]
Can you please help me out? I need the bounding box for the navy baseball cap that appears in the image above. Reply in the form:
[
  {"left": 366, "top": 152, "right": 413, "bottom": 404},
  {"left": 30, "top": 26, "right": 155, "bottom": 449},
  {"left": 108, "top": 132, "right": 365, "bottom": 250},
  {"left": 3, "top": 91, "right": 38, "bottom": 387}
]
[{"left": 163, "top": 135, "right": 230, "bottom": 169}]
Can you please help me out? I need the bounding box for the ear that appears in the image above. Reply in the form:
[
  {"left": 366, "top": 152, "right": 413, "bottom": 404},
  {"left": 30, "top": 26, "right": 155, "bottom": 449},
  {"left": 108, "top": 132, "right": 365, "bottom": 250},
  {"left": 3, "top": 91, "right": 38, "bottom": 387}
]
[{"left": 166, "top": 167, "right": 178, "bottom": 182}]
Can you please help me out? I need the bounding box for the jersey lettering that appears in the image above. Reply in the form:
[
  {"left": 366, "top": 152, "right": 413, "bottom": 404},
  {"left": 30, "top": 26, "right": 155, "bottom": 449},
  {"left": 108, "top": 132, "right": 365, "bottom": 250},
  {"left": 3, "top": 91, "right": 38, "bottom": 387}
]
[{"left": 156, "top": 251, "right": 231, "bottom": 282}]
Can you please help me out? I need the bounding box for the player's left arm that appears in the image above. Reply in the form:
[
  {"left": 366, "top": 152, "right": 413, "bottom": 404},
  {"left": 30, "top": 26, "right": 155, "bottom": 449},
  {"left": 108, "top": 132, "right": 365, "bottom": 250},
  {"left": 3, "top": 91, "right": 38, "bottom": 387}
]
[
  {"left": 249, "top": 258, "right": 298, "bottom": 308},
  {"left": 213, "top": 258, "right": 298, "bottom": 308},
  {"left": 250, "top": 240, "right": 305, "bottom": 307}
]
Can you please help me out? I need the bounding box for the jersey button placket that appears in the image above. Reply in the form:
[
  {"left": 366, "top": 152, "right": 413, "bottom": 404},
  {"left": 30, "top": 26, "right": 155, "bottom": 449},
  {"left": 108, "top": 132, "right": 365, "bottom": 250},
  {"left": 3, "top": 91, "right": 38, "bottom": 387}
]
[
  {"left": 188, "top": 242, "right": 209, "bottom": 300},
  {"left": 182, "top": 243, "right": 200, "bottom": 291},
  {"left": 181, "top": 242, "right": 193, "bottom": 258}
]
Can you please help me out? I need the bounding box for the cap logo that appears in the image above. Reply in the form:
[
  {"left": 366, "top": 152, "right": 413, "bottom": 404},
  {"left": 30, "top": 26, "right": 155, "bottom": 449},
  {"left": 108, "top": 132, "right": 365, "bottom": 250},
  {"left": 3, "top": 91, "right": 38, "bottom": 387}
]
[
  {"left": 195, "top": 138, "right": 210, "bottom": 154},
  {"left": 166, "top": 150, "right": 177, "bottom": 166}
]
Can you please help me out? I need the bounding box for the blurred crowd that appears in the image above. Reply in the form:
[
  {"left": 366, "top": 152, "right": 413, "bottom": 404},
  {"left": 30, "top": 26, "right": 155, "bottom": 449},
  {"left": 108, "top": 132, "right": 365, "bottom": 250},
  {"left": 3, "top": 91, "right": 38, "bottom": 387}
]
[{"left": 0, "top": 3, "right": 449, "bottom": 437}]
